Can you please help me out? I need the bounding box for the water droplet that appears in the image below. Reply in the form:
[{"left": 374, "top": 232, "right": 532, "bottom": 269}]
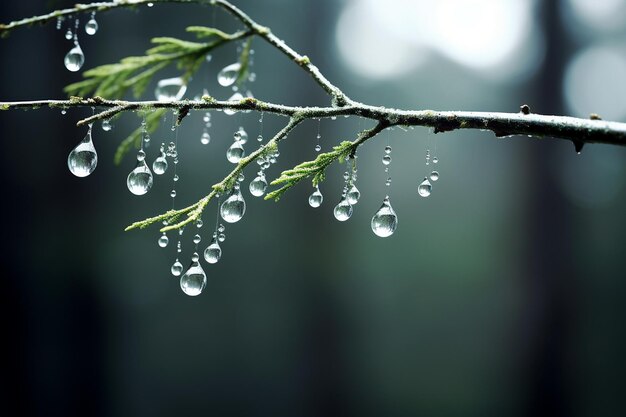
[
  {"left": 418, "top": 178, "right": 432, "bottom": 197},
  {"left": 237, "top": 173, "right": 245, "bottom": 183},
  {"left": 64, "top": 44, "right": 85, "bottom": 72},
  {"left": 68, "top": 126, "right": 98, "bottom": 177},
  {"left": 220, "top": 188, "right": 246, "bottom": 223},
  {"left": 137, "top": 149, "right": 146, "bottom": 161},
  {"left": 170, "top": 189, "right": 177, "bottom": 198},
  {"left": 147, "top": 2, "right": 154, "bottom": 7},
  {"left": 314, "top": 144, "right": 321, "bottom": 152},
  {"left": 180, "top": 257, "right": 207, "bottom": 296},
  {"left": 65, "top": 28, "right": 73, "bottom": 40},
  {"left": 385, "top": 177, "right": 392, "bottom": 187},
  {"left": 382, "top": 155, "right": 392, "bottom": 165},
  {"left": 193, "top": 234, "right": 201, "bottom": 244},
  {"left": 226, "top": 141, "right": 245, "bottom": 163},
  {"left": 200, "top": 131, "right": 210, "bottom": 145},
  {"left": 152, "top": 151, "right": 168, "bottom": 175},
  {"left": 127, "top": 158, "right": 153, "bottom": 195},
  {"left": 171, "top": 259, "right": 184, "bottom": 276},
  {"left": 158, "top": 233, "right": 169, "bottom": 248},
  {"left": 203, "top": 238, "right": 222, "bottom": 264},
  {"left": 308, "top": 186, "right": 323, "bottom": 208},
  {"left": 84, "top": 18, "right": 98, "bottom": 35},
  {"left": 196, "top": 219, "right": 203, "bottom": 228},
  {"left": 224, "top": 92, "right": 244, "bottom": 115},
  {"left": 257, "top": 134, "right": 263, "bottom": 142},
  {"left": 234, "top": 127, "right": 248, "bottom": 144},
  {"left": 217, "top": 62, "right": 241, "bottom": 87},
  {"left": 333, "top": 198, "right": 353, "bottom": 221},
  {"left": 429, "top": 171, "right": 439, "bottom": 181},
  {"left": 371, "top": 196, "right": 398, "bottom": 238},
  {"left": 384, "top": 145, "right": 392, "bottom": 154},
  {"left": 218, "top": 224, "right": 225, "bottom": 233},
  {"left": 218, "top": 233, "right": 226, "bottom": 242},
  {"left": 61, "top": 109, "right": 67, "bottom": 115},
  {"left": 101, "top": 119, "right": 112, "bottom": 131},
  {"left": 154, "top": 77, "right": 186, "bottom": 101},
  {"left": 173, "top": 174, "right": 179, "bottom": 182},
  {"left": 432, "top": 157, "right": 439, "bottom": 164},
  {"left": 249, "top": 175, "right": 267, "bottom": 197},
  {"left": 346, "top": 185, "right": 360, "bottom": 205}
]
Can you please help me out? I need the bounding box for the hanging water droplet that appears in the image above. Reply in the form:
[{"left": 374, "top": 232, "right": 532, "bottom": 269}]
[
  {"left": 382, "top": 155, "right": 392, "bottom": 165},
  {"left": 193, "top": 234, "right": 201, "bottom": 245},
  {"left": 234, "top": 127, "right": 248, "bottom": 144},
  {"left": 154, "top": 77, "right": 187, "bottom": 101},
  {"left": 384, "top": 145, "right": 392, "bottom": 154},
  {"left": 346, "top": 185, "right": 360, "bottom": 205},
  {"left": 158, "top": 233, "right": 169, "bottom": 248},
  {"left": 249, "top": 174, "right": 267, "bottom": 197},
  {"left": 217, "top": 62, "right": 241, "bottom": 87},
  {"left": 308, "top": 186, "right": 323, "bottom": 208},
  {"left": 429, "top": 171, "right": 439, "bottom": 181},
  {"left": 218, "top": 233, "right": 226, "bottom": 242},
  {"left": 237, "top": 173, "right": 245, "bottom": 183},
  {"left": 101, "top": 119, "right": 112, "bottom": 131},
  {"left": 64, "top": 43, "right": 85, "bottom": 72},
  {"left": 180, "top": 256, "right": 207, "bottom": 296},
  {"left": 171, "top": 259, "right": 184, "bottom": 276},
  {"left": 432, "top": 156, "right": 439, "bottom": 164},
  {"left": 220, "top": 188, "right": 246, "bottom": 223},
  {"left": 200, "top": 131, "right": 210, "bottom": 145},
  {"left": 203, "top": 238, "right": 222, "bottom": 264},
  {"left": 196, "top": 219, "right": 203, "bottom": 228},
  {"left": 84, "top": 18, "right": 98, "bottom": 35},
  {"left": 127, "top": 157, "right": 153, "bottom": 195},
  {"left": 418, "top": 177, "right": 432, "bottom": 197},
  {"left": 218, "top": 224, "right": 225, "bottom": 233},
  {"left": 257, "top": 134, "right": 263, "bottom": 142},
  {"left": 314, "top": 144, "right": 321, "bottom": 152},
  {"left": 371, "top": 196, "right": 398, "bottom": 238},
  {"left": 61, "top": 109, "right": 67, "bottom": 115},
  {"left": 152, "top": 151, "right": 168, "bottom": 175},
  {"left": 333, "top": 198, "right": 353, "bottom": 221},
  {"left": 173, "top": 174, "right": 179, "bottom": 182},
  {"left": 65, "top": 28, "right": 73, "bottom": 40},
  {"left": 67, "top": 125, "right": 98, "bottom": 177},
  {"left": 224, "top": 92, "right": 244, "bottom": 115},
  {"left": 170, "top": 189, "right": 177, "bottom": 198},
  {"left": 385, "top": 177, "right": 392, "bottom": 187},
  {"left": 226, "top": 141, "right": 245, "bottom": 163}
]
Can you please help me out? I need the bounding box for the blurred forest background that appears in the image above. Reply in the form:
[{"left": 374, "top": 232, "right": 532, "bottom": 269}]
[{"left": 1, "top": 0, "right": 626, "bottom": 416}]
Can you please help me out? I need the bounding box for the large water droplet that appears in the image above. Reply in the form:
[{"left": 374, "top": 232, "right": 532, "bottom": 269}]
[
  {"left": 308, "top": 186, "right": 323, "bottom": 208},
  {"left": 382, "top": 155, "right": 392, "bottom": 165},
  {"left": 429, "top": 171, "right": 439, "bottom": 181},
  {"left": 180, "top": 257, "right": 207, "bottom": 296},
  {"left": 203, "top": 238, "right": 222, "bottom": 264},
  {"left": 371, "top": 196, "right": 398, "bottom": 238},
  {"left": 220, "top": 188, "right": 246, "bottom": 223},
  {"left": 418, "top": 178, "right": 432, "bottom": 197},
  {"left": 346, "top": 185, "right": 360, "bottom": 205},
  {"left": 158, "top": 233, "right": 169, "bottom": 248},
  {"left": 84, "top": 18, "right": 98, "bottom": 35},
  {"left": 152, "top": 151, "right": 168, "bottom": 175},
  {"left": 101, "top": 119, "right": 113, "bottom": 131},
  {"left": 64, "top": 44, "right": 85, "bottom": 72},
  {"left": 333, "top": 198, "right": 353, "bottom": 221},
  {"left": 217, "top": 62, "right": 241, "bottom": 87},
  {"left": 249, "top": 174, "right": 267, "bottom": 197},
  {"left": 154, "top": 77, "right": 186, "bottom": 101},
  {"left": 226, "top": 141, "right": 245, "bottom": 163},
  {"left": 127, "top": 158, "right": 154, "bottom": 195},
  {"left": 67, "top": 126, "right": 97, "bottom": 177},
  {"left": 224, "top": 92, "right": 244, "bottom": 115},
  {"left": 171, "top": 259, "right": 184, "bottom": 276}
]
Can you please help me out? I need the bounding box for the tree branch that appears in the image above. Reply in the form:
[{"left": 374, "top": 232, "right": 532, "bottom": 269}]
[{"left": 1, "top": 98, "right": 624, "bottom": 147}]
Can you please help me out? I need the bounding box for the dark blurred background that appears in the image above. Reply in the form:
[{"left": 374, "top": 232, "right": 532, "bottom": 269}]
[{"left": 1, "top": 0, "right": 626, "bottom": 416}]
